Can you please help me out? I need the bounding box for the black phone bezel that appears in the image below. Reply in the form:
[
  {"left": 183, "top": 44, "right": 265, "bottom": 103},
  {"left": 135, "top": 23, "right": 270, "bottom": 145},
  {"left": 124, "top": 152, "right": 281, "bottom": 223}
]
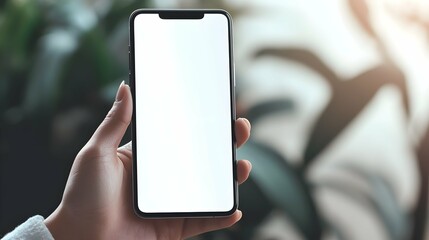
[{"left": 129, "top": 9, "right": 237, "bottom": 218}]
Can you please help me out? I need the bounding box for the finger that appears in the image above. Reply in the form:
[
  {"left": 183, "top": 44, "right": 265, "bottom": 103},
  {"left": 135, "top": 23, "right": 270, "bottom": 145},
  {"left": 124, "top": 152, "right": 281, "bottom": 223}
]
[
  {"left": 117, "top": 141, "right": 133, "bottom": 169},
  {"left": 89, "top": 81, "right": 133, "bottom": 149},
  {"left": 182, "top": 210, "right": 242, "bottom": 238},
  {"left": 118, "top": 141, "right": 132, "bottom": 152},
  {"left": 235, "top": 118, "right": 251, "bottom": 148},
  {"left": 237, "top": 160, "right": 252, "bottom": 184}
]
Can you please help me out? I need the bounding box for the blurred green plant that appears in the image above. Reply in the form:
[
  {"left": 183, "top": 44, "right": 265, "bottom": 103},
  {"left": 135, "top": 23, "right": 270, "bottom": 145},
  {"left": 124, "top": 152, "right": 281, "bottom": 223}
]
[
  {"left": 0, "top": 0, "right": 148, "bottom": 233},
  {"left": 317, "top": 164, "right": 409, "bottom": 240},
  {"left": 0, "top": 0, "right": 150, "bottom": 123},
  {"left": 238, "top": 140, "right": 323, "bottom": 240}
]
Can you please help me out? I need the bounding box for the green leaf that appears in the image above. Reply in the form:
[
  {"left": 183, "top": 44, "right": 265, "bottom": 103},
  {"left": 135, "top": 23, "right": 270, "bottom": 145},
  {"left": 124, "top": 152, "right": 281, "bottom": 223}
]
[
  {"left": 23, "top": 29, "right": 78, "bottom": 117},
  {"left": 0, "top": 0, "right": 42, "bottom": 71},
  {"left": 254, "top": 48, "right": 410, "bottom": 170},
  {"left": 237, "top": 141, "right": 323, "bottom": 239},
  {"left": 317, "top": 165, "right": 409, "bottom": 240},
  {"left": 244, "top": 99, "right": 295, "bottom": 125},
  {"left": 303, "top": 65, "right": 409, "bottom": 168}
]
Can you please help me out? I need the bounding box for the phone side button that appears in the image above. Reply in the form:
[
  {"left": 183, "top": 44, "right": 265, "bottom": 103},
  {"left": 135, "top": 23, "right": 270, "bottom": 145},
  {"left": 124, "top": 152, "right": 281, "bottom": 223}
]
[
  {"left": 128, "top": 51, "right": 131, "bottom": 71},
  {"left": 233, "top": 63, "right": 236, "bottom": 87}
]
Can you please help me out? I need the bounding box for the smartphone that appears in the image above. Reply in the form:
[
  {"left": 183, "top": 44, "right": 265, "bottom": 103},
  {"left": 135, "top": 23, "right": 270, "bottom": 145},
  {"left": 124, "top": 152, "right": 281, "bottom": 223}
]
[{"left": 129, "top": 9, "right": 236, "bottom": 218}]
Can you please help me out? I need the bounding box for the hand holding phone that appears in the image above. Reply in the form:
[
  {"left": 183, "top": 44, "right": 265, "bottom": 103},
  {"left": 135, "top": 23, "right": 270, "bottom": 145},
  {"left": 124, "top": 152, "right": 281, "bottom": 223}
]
[{"left": 44, "top": 82, "right": 252, "bottom": 239}]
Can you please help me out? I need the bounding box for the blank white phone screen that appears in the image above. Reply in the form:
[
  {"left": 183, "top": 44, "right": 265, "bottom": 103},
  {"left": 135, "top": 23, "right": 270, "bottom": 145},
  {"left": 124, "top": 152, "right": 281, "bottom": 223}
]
[{"left": 133, "top": 13, "right": 234, "bottom": 213}]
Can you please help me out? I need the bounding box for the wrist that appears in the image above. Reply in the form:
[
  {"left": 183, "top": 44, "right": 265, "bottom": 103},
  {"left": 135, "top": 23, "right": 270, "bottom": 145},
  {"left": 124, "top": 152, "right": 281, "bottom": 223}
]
[{"left": 44, "top": 204, "right": 106, "bottom": 240}]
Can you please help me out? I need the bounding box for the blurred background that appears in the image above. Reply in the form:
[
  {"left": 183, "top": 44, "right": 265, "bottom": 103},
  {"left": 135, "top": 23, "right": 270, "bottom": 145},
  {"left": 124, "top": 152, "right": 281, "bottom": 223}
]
[{"left": 2, "top": 0, "right": 429, "bottom": 239}]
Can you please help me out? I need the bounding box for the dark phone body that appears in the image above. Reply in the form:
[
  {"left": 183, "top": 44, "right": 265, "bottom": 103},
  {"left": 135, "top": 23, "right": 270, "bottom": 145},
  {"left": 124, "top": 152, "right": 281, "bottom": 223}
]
[{"left": 130, "top": 10, "right": 238, "bottom": 218}]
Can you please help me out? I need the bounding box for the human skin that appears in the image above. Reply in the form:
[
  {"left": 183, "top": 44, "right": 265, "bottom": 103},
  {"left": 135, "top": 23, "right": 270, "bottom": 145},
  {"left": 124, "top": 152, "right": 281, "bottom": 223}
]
[{"left": 44, "top": 82, "right": 252, "bottom": 240}]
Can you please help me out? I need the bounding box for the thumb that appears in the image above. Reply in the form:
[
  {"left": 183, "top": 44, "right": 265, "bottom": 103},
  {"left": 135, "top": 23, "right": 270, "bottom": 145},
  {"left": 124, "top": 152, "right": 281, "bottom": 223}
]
[{"left": 90, "top": 81, "right": 133, "bottom": 149}]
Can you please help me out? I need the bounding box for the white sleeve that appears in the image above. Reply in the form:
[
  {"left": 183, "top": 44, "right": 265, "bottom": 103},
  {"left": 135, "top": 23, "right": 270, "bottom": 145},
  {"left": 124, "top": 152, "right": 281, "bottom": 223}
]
[{"left": 2, "top": 215, "right": 54, "bottom": 240}]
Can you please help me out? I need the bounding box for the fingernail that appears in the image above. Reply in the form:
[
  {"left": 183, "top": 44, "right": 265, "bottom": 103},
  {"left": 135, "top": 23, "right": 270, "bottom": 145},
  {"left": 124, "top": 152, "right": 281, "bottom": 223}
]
[
  {"left": 240, "top": 118, "right": 251, "bottom": 130},
  {"left": 247, "top": 161, "right": 252, "bottom": 171},
  {"left": 116, "top": 81, "right": 126, "bottom": 101},
  {"left": 237, "top": 210, "right": 243, "bottom": 219}
]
